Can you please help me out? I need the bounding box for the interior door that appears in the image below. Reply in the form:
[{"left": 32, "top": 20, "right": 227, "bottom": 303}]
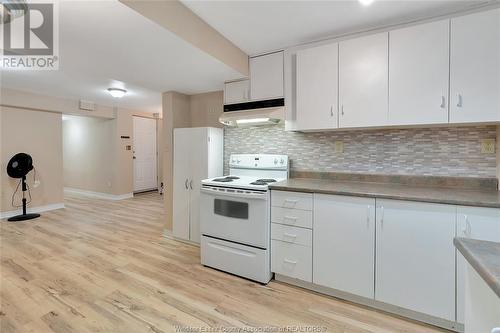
[
  {"left": 389, "top": 20, "right": 449, "bottom": 125},
  {"left": 133, "top": 116, "right": 157, "bottom": 192},
  {"left": 450, "top": 9, "right": 500, "bottom": 123},
  {"left": 173, "top": 128, "right": 192, "bottom": 240},
  {"left": 456, "top": 206, "right": 500, "bottom": 323},
  {"left": 296, "top": 43, "right": 339, "bottom": 131},
  {"left": 188, "top": 128, "right": 208, "bottom": 243},
  {"left": 339, "top": 32, "right": 388, "bottom": 128},
  {"left": 313, "top": 194, "right": 375, "bottom": 298}
]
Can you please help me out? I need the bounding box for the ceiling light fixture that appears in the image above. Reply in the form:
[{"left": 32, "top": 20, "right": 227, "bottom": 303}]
[
  {"left": 107, "top": 87, "right": 127, "bottom": 98},
  {"left": 359, "top": 0, "right": 374, "bottom": 6}
]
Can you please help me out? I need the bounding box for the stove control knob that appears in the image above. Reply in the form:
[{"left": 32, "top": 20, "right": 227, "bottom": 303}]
[
  {"left": 231, "top": 159, "right": 235, "bottom": 163},
  {"left": 237, "top": 159, "right": 241, "bottom": 164},
  {"left": 280, "top": 158, "right": 284, "bottom": 164},
  {"left": 274, "top": 158, "right": 278, "bottom": 165}
]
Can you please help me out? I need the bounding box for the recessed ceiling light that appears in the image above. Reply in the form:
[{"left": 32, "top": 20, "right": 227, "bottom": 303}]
[
  {"left": 107, "top": 87, "right": 127, "bottom": 98},
  {"left": 359, "top": 0, "right": 374, "bottom": 6}
]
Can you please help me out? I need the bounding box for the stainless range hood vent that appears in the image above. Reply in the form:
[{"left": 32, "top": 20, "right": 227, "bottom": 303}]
[{"left": 219, "top": 107, "right": 284, "bottom": 127}]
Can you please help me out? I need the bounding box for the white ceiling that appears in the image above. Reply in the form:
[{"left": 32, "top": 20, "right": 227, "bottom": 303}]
[
  {"left": 183, "top": 0, "right": 493, "bottom": 55},
  {"left": 0, "top": 0, "right": 242, "bottom": 113}
]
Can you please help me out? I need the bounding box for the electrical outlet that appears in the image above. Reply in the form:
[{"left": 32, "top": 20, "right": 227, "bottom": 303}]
[
  {"left": 481, "top": 139, "right": 495, "bottom": 154},
  {"left": 335, "top": 141, "right": 344, "bottom": 153}
]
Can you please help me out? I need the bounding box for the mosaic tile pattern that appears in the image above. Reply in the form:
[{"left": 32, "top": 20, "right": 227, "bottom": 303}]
[{"left": 224, "top": 124, "right": 497, "bottom": 177}]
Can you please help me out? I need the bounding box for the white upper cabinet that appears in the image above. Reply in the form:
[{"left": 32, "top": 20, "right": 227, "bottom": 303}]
[
  {"left": 224, "top": 79, "right": 250, "bottom": 105},
  {"left": 375, "top": 200, "right": 456, "bottom": 321},
  {"left": 314, "top": 194, "right": 375, "bottom": 298},
  {"left": 250, "top": 51, "right": 284, "bottom": 101},
  {"left": 450, "top": 9, "right": 500, "bottom": 123},
  {"left": 389, "top": 20, "right": 450, "bottom": 125},
  {"left": 295, "top": 43, "right": 339, "bottom": 131},
  {"left": 339, "top": 32, "right": 388, "bottom": 128}
]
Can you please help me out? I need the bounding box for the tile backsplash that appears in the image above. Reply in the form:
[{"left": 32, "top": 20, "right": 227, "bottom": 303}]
[{"left": 224, "top": 124, "right": 497, "bottom": 178}]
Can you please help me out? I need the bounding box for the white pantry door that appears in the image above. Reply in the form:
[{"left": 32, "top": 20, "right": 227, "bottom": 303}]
[{"left": 133, "top": 116, "right": 157, "bottom": 192}]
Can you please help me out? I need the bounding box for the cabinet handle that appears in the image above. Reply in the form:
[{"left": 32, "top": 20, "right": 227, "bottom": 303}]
[
  {"left": 284, "top": 259, "right": 297, "bottom": 265},
  {"left": 341, "top": 104, "right": 345, "bottom": 116},
  {"left": 463, "top": 214, "right": 472, "bottom": 237},
  {"left": 380, "top": 206, "right": 384, "bottom": 228},
  {"left": 284, "top": 216, "right": 298, "bottom": 221},
  {"left": 284, "top": 199, "right": 298, "bottom": 207},
  {"left": 440, "top": 96, "right": 446, "bottom": 109},
  {"left": 367, "top": 205, "right": 371, "bottom": 227},
  {"left": 330, "top": 105, "right": 334, "bottom": 117},
  {"left": 189, "top": 180, "right": 193, "bottom": 190},
  {"left": 457, "top": 94, "right": 463, "bottom": 108},
  {"left": 184, "top": 179, "right": 189, "bottom": 190},
  {"left": 283, "top": 232, "right": 297, "bottom": 239}
]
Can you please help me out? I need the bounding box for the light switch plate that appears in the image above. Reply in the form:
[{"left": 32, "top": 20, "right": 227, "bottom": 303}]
[
  {"left": 481, "top": 139, "right": 495, "bottom": 154},
  {"left": 335, "top": 141, "right": 344, "bottom": 153}
]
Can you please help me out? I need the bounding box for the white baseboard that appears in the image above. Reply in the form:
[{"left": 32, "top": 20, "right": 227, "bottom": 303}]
[
  {"left": 64, "top": 187, "right": 134, "bottom": 201},
  {"left": 0, "top": 203, "right": 65, "bottom": 220}
]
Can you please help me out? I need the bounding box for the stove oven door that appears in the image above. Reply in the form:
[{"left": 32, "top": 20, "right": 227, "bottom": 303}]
[{"left": 200, "top": 185, "right": 270, "bottom": 249}]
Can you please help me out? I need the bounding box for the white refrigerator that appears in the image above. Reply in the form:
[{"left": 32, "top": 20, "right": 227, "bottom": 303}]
[{"left": 173, "top": 127, "right": 223, "bottom": 243}]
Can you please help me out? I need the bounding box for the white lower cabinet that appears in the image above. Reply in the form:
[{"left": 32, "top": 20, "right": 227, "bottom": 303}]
[
  {"left": 271, "top": 240, "right": 312, "bottom": 282},
  {"left": 375, "top": 199, "right": 456, "bottom": 321},
  {"left": 313, "top": 194, "right": 375, "bottom": 298},
  {"left": 456, "top": 206, "right": 500, "bottom": 324}
]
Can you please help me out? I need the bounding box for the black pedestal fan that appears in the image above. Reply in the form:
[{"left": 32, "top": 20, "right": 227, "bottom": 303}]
[{"left": 6, "top": 153, "right": 41, "bottom": 222}]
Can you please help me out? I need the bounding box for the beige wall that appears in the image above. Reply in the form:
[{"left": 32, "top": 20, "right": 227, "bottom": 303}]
[
  {"left": 162, "top": 90, "right": 224, "bottom": 231},
  {"left": 1, "top": 107, "right": 63, "bottom": 213},
  {"left": 62, "top": 110, "right": 163, "bottom": 196},
  {"left": 190, "top": 91, "right": 224, "bottom": 128},
  {"left": 63, "top": 115, "right": 116, "bottom": 194},
  {"left": 162, "top": 91, "right": 191, "bottom": 231}
]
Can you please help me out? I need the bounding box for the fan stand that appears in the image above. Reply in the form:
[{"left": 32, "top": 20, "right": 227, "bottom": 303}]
[{"left": 7, "top": 175, "right": 41, "bottom": 222}]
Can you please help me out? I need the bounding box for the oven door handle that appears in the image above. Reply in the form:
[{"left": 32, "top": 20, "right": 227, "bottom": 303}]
[{"left": 201, "top": 187, "right": 267, "bottom": 200}]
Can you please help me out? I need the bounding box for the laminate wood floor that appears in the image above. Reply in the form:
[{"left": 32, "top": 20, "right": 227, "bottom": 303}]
[{"left": 1, "top": 192, "right": 450, "bottom": 333}]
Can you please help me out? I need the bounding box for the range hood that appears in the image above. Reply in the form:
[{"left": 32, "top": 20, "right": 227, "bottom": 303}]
[
  {"left": 220, "top": 98, "right": 285, "bottom": 127},
  {"left": 219, "top": 106, "right": 285, "bottom": 127}
]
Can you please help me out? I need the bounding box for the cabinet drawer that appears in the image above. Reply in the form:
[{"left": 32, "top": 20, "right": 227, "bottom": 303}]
[
  {"left": 271, "top": 224, "right": 312, "bottom": 247},
  {"left": 271, "top": 191, "right": 313, "bottom": 211},
  {"left": 271, "top": 240, "right": 312, "bottom": 282},
  {"left": 271, "top": 207, "right": 313, "bottom": 229}
]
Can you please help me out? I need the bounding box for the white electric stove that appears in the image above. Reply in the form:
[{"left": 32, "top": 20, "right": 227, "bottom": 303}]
[{"left": 200, "top": 154, "right": 289, "bottom": 283}]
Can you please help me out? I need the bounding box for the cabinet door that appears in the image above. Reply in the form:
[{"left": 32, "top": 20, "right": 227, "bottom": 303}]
[
  {"left": 296, "top": 43, "right": 339, "bottom": 131},
  {"left": 314, "top": 194, "right": 375, "bottom": 298},
  {"left": 339, "top": 33, "right": 388, "bottom": 128},
  {"left": 250, "top": 51, "right": 284, "bottom": 101},
  {"left": 389, "top": 20, "right": 449, "bottom": 125},
  {"left": 450, "top": 9, "right": 500, "bottom": 123},
  {"left": 456, "top": 206, "right": 500, "bottom": 323},
  {"left": 224, "top": 80, "right": 250, "bottom": 105},
  {"left": 172, "top": 128, "right": 192, "bottom": 240},
  {"left": 375, "top": 200, "right": 456, "bottom": 321},
  {"left": 188, "top": 128, "right": 209, "bottom": 244}
]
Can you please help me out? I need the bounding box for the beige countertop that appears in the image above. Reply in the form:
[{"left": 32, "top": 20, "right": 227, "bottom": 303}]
[
  {"left": 454, "top": 238, "right": 500, "bottom": 298},
  {"left": 269, "top": 178, "right": 500, "bottom": 208}
]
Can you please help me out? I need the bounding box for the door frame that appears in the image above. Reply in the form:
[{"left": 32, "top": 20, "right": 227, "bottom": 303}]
[{"left": 132, "top": 115, "right": 158, "bottom": 193}]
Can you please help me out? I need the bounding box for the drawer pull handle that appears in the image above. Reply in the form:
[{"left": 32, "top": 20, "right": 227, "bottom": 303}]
[
  {"left": 284, "top": 199, "right": 298, "bottom": 207},
  {"left": 284, "top": 259, "right": 297, "bottom": 265},
  {"left": 283, "top": 232, "right": 297, "bottom": 238},
  {"left": 284, "top": 216, "right": 298, "bottom": 221}
]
